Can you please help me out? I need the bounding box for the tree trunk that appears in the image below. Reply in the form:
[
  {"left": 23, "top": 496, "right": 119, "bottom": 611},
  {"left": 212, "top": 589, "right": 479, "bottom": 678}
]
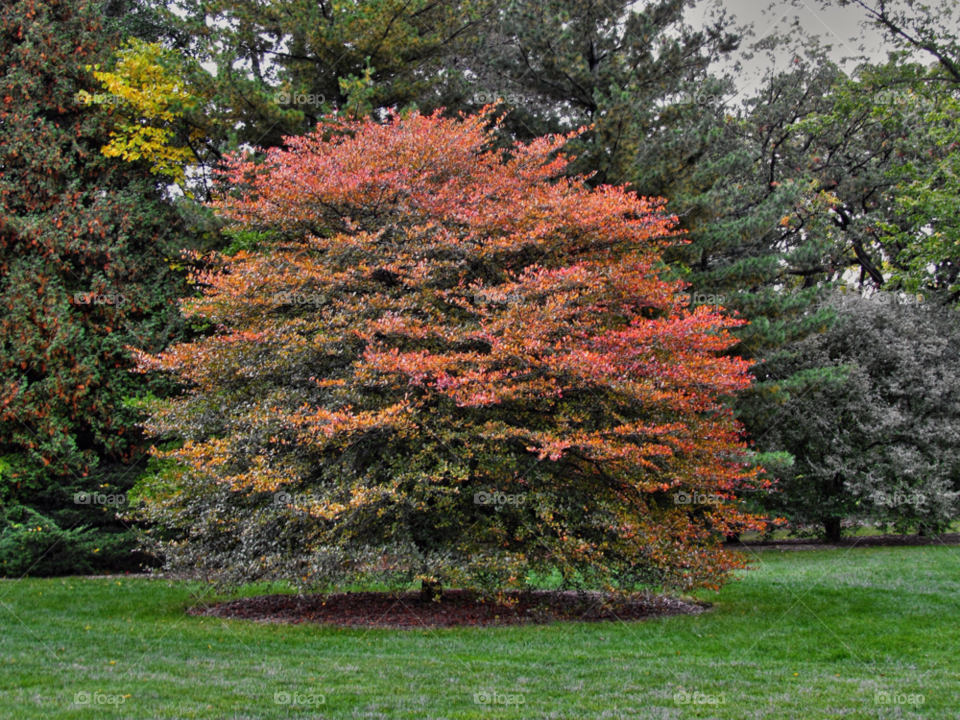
[
  {"left": 420, "top": 579, "right": 442, "bottom": 602},
  {"left": 824, "top": 517, "right": 842, "bottom": 543}
]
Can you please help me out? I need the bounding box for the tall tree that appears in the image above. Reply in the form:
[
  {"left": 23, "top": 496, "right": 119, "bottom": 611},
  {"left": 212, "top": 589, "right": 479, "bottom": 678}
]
[
  {"left": 465, "top": 0, "right": 741, "bottom": 183},
  {"left": 832, "top": 0, "right": 960, "bottom": 301},
  {"left": 142, "top": 0, "right": 498, "bottom": 152},
  {"left": 0, "top": 0, "right": 193, "bottom": 574}
]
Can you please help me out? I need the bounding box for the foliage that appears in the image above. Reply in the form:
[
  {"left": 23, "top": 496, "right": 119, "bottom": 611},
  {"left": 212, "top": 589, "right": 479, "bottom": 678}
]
[
  {"left": 464, "top": 0, "right": 742, "bottom": 183},
  {"left": 0, "top": 0, "right": 194, "bottom": 573},
  {"left": 752, "top": 291, "right": 960, "bottom": 540},
  {"left": 833, "top": 0, "right": 960, "bottom": 302},
  {"left": 0, "top": 504, "right": 139, "bottom": 576},
  {"left": 836, "top": 0, "right": 960, "bottom": 81},
  {"left": 142, "top": 0, "right": 495, "bottom": 151},
  {"left": 140, "top": 2, "right": 960, "bottom": 526},
  {"left": 678, "top": 40, "right": 960, "bottom": 462},
  {"left": 460, "top": 6, "right": 900, "bottom": 451},
  {"left": 133, "top": 111, "right": 767, "bottom": 592},
  {"left": 84, "top": 38, "right": 202, "bottom": 187},
  {"left": 878, "top": 80, "right": 960, "bottom": 300}
]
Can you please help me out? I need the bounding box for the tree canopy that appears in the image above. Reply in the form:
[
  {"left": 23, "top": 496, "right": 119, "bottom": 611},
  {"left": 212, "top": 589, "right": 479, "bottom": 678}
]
[{"left": 133, "top": 111, "right": 767, "bottom": 592}]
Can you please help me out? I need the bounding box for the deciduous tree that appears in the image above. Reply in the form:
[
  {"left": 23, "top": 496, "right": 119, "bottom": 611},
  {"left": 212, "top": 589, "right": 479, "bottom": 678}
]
[
  {"left": 752, "top": 291, "right": 960, "bottom": 540},
  {"left": 134, "top": 111, "right": 767, "bottom": 592}
]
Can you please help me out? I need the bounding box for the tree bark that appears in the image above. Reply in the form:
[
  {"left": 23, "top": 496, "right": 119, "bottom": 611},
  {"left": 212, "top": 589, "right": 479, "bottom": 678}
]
[
  {"left": 824, "top": 517, "right": 842, "bottom": 543},
  {"left": 420, "top": 579, "right": 442, "bottom": 602}
]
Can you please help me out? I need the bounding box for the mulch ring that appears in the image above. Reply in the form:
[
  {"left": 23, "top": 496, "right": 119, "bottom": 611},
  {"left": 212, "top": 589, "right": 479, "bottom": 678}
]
[
  {"left": 190, "top": 589, "right": 709, "bottom": 629},
  {"left": 728, "top": 532, "right": 960, "bottom": 552}
]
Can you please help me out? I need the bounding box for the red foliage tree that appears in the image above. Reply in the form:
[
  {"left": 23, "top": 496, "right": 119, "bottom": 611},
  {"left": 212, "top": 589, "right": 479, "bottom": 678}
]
[{"left": 134, "top": 110, "right": 766, "bottom": 592}]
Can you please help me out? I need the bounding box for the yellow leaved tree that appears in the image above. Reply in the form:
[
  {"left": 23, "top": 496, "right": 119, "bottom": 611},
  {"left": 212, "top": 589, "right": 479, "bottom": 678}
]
[{"left": 80, "top": 39, "right": 203, "bottom": 189}]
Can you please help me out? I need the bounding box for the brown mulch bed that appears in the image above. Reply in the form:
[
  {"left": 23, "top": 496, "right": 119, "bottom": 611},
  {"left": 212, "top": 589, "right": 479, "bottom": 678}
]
[
  {"left": 728, "top": 532, "right": 960, "bottom": 551},
  {"left": 190, "top": 589, "right": 708, "bottom": 629}
]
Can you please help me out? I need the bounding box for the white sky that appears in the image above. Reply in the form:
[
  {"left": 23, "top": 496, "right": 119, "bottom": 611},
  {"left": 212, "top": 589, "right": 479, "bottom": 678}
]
[{"left": 697, "top": 0, "right": 896, "bottom": 99}]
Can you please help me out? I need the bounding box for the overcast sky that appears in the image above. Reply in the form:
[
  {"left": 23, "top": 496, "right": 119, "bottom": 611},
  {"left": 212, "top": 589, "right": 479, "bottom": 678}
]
[
  {"left": 722, "top": 0, "right": 891, "bottom": 56},
  {"left": 692, "top": 0, "right": 898, "bottom": 99}
]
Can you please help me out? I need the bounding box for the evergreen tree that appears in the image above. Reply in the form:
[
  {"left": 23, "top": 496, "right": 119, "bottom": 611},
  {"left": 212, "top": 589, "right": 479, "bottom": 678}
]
[
  {"left": 0, "top": 0, "right": 194, "bottom": 574},
  {"left": 142, "top": 0, "right": 498, "bottom": 152}
]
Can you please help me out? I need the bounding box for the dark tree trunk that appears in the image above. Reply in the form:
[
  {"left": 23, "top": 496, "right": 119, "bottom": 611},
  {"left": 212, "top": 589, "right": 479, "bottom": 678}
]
[
  {"left": 420, "top": 579, "right": 442, "bottom": 602},
  {"left": 824, "top": 517, "right": 842, "bottom": 543}
]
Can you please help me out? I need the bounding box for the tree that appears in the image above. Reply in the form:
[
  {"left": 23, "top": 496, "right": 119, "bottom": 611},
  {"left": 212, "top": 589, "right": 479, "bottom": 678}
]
[
  {"left": 831, "top": 0, "right": 960, "bottom": 301},
  {"left": 0, "top": 0, "right": 194, "bottom": 574},
  {"left": 836, "top": 0, "right": 960, "bottom": 82},
  {"left": 85, "top": 38, "right": 207, "bottom": 189},
  {"left": 133, "top": 110, "right": 767, "bottom": 593},
  {"left": 752, "top": 291, "right": 960, "bottom": 541},
  {"left": 142, "top": 0, "right": 497, "bottom": 152},
  {"left": 460, "top": 0, "right": 746, "bottom": 203},
  {"left": 879, "top": 89, "right": 960, "bottom": 301},
  {"left": 461, "top": 7, "right": 887, "bottom": 444}
]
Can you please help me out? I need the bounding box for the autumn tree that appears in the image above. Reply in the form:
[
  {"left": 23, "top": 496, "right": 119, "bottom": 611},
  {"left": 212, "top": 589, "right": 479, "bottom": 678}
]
[
  {"left": 133, "top": 111, "right": 766, "bottom": 593},
  {"left": 85, "top": 37, "right": 211, "bottom": 190}
]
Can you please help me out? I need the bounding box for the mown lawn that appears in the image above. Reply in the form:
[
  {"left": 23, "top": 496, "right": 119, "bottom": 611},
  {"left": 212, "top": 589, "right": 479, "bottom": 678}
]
[{"left": 1, "top": 546, "right": 958, "bottom": 718}]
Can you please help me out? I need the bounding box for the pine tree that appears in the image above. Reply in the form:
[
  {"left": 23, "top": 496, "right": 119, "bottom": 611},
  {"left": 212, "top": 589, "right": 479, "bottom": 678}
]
[{"left": 146, "top": 0, "right": 497, "bottom": 152}]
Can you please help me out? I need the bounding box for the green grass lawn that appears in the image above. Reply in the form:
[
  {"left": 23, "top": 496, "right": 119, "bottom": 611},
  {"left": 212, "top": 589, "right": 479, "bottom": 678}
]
[{"left": 1, "top": 546, "right": 958, "bottom": 718}]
